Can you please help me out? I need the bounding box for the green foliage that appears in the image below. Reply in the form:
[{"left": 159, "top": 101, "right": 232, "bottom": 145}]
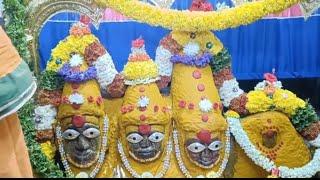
[
  {"left": 292, "top": 102, "right": 318, "bottom": 132},
  {"left": 3, "top": 0, "right": 32, "bottom": 70},
  {"left": 211, "top": 48, "right": 232, "bottom": 73},
  {"left": 18, "top": 101, "right": 64, "bottom": 178},
  {"left": 39, "top": 70, "right": 64, "bottom": 90}
]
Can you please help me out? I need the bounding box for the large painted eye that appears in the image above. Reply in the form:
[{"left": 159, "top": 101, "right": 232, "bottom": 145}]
[
  {"left": 127, "top": 133, "right": 144, "bottom": 144},
  {"left": 62, "top": 129, "right": 80, "bottom": 140},
  {"left": 208, "top": 141, "right": 223, "bottom": 151},
  {"left": 187, "top": 142, "right": 206, "bottom": 153},
  {"left": 83, "top": 128, "right": 100, "bottom": 139},
  {"left": 148, "top": 132, "right": 164, "bottom": 143}
]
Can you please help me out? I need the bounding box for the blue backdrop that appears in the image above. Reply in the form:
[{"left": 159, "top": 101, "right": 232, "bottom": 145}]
[{"left": 38, "top": 0, "right": 320, "bottom": 80}]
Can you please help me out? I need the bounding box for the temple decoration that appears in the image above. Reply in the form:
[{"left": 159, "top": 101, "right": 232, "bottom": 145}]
[
  {"left": 34, "top": 21, "right": 118, "bottom": 178},
  {"left": 95, "top": 0, "right": 301, "bottom": 32},
  {"left": 225, "top": 72, "right": 320, "bottom": 178}
]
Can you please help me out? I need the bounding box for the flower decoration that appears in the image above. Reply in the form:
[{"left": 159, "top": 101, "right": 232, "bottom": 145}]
[
  {"left": 199, "top": 98, "right": 213, "bottom": 113},
  {"left": 264, "top": 73, "right": 277, "bottom": 83},
  {"left": 68, "top": 93, "right": 85, "bottom": 105},
  {"left": 69, "top": 54, "right": 84, "bottom": 67},
  {"left": 69, "top": 22, "right": 91, "bottom": 37},
  {"left": 219, "top": 79, "right": 244, "bottom": 107},
  {"left": 96, "top": 0, "right": 300, "bottom": 31},
  {"left": 189, "top": 0, "right": 213, "bottom": 11},
  {"left": 246, "top": 91, "right": 273, "bottom": 114},
  {"left": 84, "top": 41, "right": 106, "bottom": 66},
  {"left": 224, "top": 110, "right": 240, "bottom": 119},
  {"left": 94, "top": 53, "right": 118, "bottom": 90},
  {"left": 138, "top": 96, "right": 150, "bottom": 108},
  {"left": 34, "top": 105, "right": 57, "bottom": 131},
  {"left": 132, "top": 38, "right": 145, "bottom": 48},
  {"left": 216, "top": 2, "right": 230, "bottom": 11},
  {"left": 40, "top": 141, "right": 57, "bottom": 161},
  {"left": 170, "top": 52, "right": 213, "bottom": 67},
  {"left": 58, "top": 63, "right": 97, "bottom": 83},
  {"left": 272, "top": 89, "right": 306, "bottom": 116},
  {"left": 183, "top": 42, "right": 200, "bottom": 57},
  {"left": 46, "top": 35, "right": 97, "bottom": 72}
]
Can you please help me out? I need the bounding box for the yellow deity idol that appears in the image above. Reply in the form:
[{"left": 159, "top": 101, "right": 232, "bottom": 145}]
[
  {"left": 55, "top": 51, "right": 115, "bottom": 178},
  {"left": 115, "top": 38, "right": 177, "bottom": 178}
]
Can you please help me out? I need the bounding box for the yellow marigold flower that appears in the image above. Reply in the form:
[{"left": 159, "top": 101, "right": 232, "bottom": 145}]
[
  {"left": 123, "top": 61, "right": 158, "bottom": 81},
  {"left": 224, "top": 110, "right": 240, "bottom": 119},
  {"left": 246, "top": 90, "right": 273, "bottom": 114},
  {"left": 46, "top": 34, "right": 97, "bottom": 72},
  {"left": 40, "top": 141, "right": 56, "bottom": 161},
  {"left": 273, "top": 89, "right": 306, "bottom": 116}
]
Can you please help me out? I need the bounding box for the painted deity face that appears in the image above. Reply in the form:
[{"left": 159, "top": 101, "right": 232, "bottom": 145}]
[
  {"left": 184, "top": 130, "right": 224, "bottom": 168},
  {"left": 61, "top": 116, "right": 100, "bottom": 168},
  {"left": 125, "top": 125, "right": 165, "bottom": 162}
]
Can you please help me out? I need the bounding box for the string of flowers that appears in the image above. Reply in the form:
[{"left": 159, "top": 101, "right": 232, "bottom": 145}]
[
  {"left": 58, "top": 63, "right": 97, "bottom": 83},
  {"left": 95, "top": 0, "right": 300, "bottom": 32},
  {"left": 170, "top": 52, "right": 213, "bottom": 67}
]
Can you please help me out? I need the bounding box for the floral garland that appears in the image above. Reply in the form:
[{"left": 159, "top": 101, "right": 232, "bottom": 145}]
[
  {"left": 117, "top": 140, "right": 172, "bottom": 178},
  {"left": 95, "top": 0, "right": 300, "bottom": 31},
  {"left": 155, "top": 45, "right": 173, "bottom": 77},
  {"left": 227, "top": 116, "right": 320, "bottom": 178},
  {"left": 170, "top": 52, "right": 213, "bottom": 67},
  {"left": 93, "top": 53, "right": 118, "bottom": 90},
  {"left": 46, "top": 34, "right": 97, "bottom": 72},
  {"left": 58, "top": 63, "right": 97, "bottom": 83}
]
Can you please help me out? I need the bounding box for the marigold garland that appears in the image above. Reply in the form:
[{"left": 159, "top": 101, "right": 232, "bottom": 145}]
[
  {"left": 123, "top": 61, "right": 158, "bottom": 81},
  {"left": 46, "top": 35, "right": 97, "bottom": 72},
  {"left": 95, "top": 0, "right": 300, "bottom": 31},
  {"left": 40, "top": 141, "right": 57, "bottom": 161}
]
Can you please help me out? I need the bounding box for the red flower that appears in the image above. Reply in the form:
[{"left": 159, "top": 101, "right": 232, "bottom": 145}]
[
  {"left": 213, "top": 102, "right": 219, "bottom": 110},
  {"left": 140, "top": 114, "right": 147, "bottom": 121},
  {"left": 179, "top": 100, "right": 187, "bottom": 108},
  {"left": 154, "top": 105, "right": 159, "bottom": 112},
  {"left": 121, "top": 106, "right": 127, "bottom": 114},
  {"left": 96, "top": 96, "right": 103, "bottom": 106},
  {"left": 72, "top": 115, "right": 86, "bottom": 128},
  {"left": 138, "top": 124, "right": 151, "bottom": 135},
  {"left": 128, "top": 105, "right": 135, "bottom": 112},
  {"left": 197, "top": 130, "right": 212, "bottom": 144},
  {"left": 188, "top": 103, "right": 195, "bottom": 110},
  {"left": 202, "top": 115, "right": 209, "bottom": 122},
  {"left": 80, "top": 15, "right": 91, "bottom": 25},
  {"left": 132, "top": 38, "right": 145, "bottom": 48},
  {"left": 87, "top": 96, "right": 94, "bottom": 103},
  {"left": 264, "top": 73, "right": 277, "bottom": 83}
]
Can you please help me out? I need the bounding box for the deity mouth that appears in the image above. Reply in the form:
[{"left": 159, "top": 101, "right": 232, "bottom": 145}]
[
  {"left": 198, "top": 154, "right": 219, "bottom": 167},
  {"left": 74, "top": 149, "right": 95, "bottom": 158},
  {"left": 129, "top": 149, "right": 161, "bottom": 163}
]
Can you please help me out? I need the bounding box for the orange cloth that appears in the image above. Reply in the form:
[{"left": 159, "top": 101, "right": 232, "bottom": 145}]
[
  {"left": 0, "top": 113, "right": 33, "bottom": 177},
  {"left": 0, "top": 27, "right": 21, "bottom": 78}
]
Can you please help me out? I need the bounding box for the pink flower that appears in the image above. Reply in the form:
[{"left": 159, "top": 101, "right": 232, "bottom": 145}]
[
  {"left": 132, "top": 38, "right": 145, "bottom": 48},
  {"left": 264, "top": 73, "right": 277, "bottom": 83}
]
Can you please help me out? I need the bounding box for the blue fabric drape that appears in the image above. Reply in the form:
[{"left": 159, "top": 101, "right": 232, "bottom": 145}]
[{"left": 38, "top": 2, "right": 320, "bottom": 80}]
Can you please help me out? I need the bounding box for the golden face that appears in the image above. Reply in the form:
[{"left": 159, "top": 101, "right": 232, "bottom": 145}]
[
  {"left": 60, "top": 115, "right": 101, "bottom": 168},
  {"left": 122, "top": 124, "right": 169, "bottom": 163},
  {"left": 182, "top": 130, "right": 225, "bottom": 169}
]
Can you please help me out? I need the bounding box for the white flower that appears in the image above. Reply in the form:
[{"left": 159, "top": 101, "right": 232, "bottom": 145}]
[
  {"left": 34, "top": 105, "right": 57, "bottom": 130},
  {"left": 138, "top": 96, "right": 150, "bottom": 108},
  {"left": 199, "top": 98, "right": 213, "bottom": 113},
  {"left": 94, "top": 53, "right": 118, "bottom": 90},
  {"left": 183, "top": 42, "right": 200, "bottom": 57},
  {"left": 274, "top": 81, "right": 283, "bottom": 89},
  {"left": 69, "top": 93, "right": 85, "bottom": 105},
  {"left": 309, "top": 134, "right": 320, "bottom": 148},
  {"left": 155, "top": 46, "right": 173, "bottom": 76},
  {"left": 219, "top": 79, "right": 244, "bottom": 107},
  {"left": 254, "top": 80, "right": 283, "bottom": 90},
  {"left": 216, "top": 2, "right": 230, "bottom": 11},
  {"left": 69, "top": 54, "right": 84, "bottom": 67}
]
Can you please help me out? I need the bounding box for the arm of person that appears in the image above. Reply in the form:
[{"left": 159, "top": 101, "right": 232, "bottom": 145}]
[{"left": 0, "top": 27, "right": 37, "bottom": 120}]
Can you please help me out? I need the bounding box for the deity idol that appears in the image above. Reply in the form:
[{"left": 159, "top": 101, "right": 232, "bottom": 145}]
[
  {"left": 154, "top": 0, "right": 320, "bottom": 178},
  {"left": 112, "top": 38, "right": 181, "bottom": 178},
  {"left": 37, "top": 21, "right": 117, "bottom": 178}
]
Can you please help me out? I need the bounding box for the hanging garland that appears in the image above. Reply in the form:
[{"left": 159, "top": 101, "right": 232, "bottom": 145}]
[
  {"left": 3, "top": 0, "right": 32, "bottom": 70},
  {"left": 95, "top": 0, "right": 301, "bottom": 32},
  {"left": 18, "top": 101, "right": 65, "bottom": 178}
]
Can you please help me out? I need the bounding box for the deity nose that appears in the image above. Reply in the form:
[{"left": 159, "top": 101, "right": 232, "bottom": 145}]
[
  {"left": 77, "top": 136, "right": 90, "bottom": 150},
  {"left": 140, "top": 137, "right": 151, "bottom": 148},
  {"left": 201, "top": 148, "right": 211, "bottom": 158}
]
